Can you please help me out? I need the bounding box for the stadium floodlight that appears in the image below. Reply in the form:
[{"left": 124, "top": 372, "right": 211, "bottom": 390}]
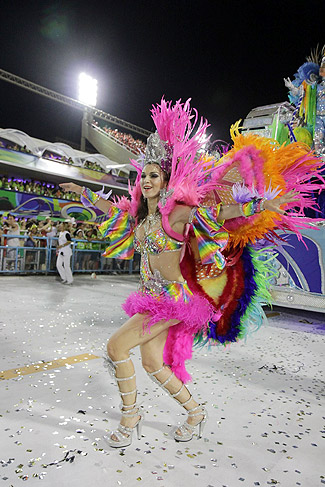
[{"left": 78, "top": 73, "right": 97, "bottom": 106}]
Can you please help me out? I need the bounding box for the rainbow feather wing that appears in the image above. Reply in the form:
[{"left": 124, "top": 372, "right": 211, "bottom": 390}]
[
  {"left": 99, "top": 206, "right": 134, "bottom": 259},
  {"left": 191, "top": 206, "right": 228, "bottom": 267},
  {"left": 193, "top": 245, "right": 275, "bottom": 347},
  {"left": 213, "top": 125, "right": 325, "bottom": 248}
]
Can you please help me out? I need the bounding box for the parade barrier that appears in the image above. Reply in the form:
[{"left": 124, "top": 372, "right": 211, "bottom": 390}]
[
  {"left": 0, "top": 235, "right": 135, "bottom": 275},
  {"left": 1, "top": 228, "right": 324, "bottom": 312}
]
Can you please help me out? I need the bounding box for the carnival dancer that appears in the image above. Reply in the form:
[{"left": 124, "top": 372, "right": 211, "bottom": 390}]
[
  {"left": 60, "top": 98, "right": 323, "bottom": 448},
  {"left": 56, "top": 221, "right": 73, "bottom": 285},
  {"left": 284, "top": 45, "right": 325, "bottom": 157}
]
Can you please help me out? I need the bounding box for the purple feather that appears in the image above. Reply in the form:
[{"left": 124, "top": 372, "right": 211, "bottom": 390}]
[
  {"left": 96, "top": 186, "right": 112, "bottom": 200},
  {"left": 232, "top": 183, "right": 281, "bottom": 203}
]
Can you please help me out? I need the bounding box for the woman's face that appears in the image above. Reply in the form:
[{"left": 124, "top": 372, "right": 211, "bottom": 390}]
[{"left": 140, "top": 164, "right": 166, "bottom": 199}]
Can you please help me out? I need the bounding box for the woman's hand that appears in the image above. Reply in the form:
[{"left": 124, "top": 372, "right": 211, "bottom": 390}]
[
  {"left": 60, "top": 183, "right": 113, "bottom": 213},
  {"left": 59, "top": 182, "right": 83, "bottom": 195},
  {"left": 264, "top": 191, "right": 300, "bottom": 215}
]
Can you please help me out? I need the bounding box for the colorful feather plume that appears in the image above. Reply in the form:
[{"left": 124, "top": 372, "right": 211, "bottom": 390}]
[
  {"left": 215, "top": 123, "right": 325, "bottom": 249},
  {"left": 193, "top": 245, "right": 275, "bottom": 348},
  {"left": 127, "top": 98, "right": 223, "bottom": 218}
]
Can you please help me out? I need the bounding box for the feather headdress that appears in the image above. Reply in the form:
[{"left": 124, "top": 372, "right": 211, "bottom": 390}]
[{"left": 114, "top": 98, "right": 220, "bottom": 218}]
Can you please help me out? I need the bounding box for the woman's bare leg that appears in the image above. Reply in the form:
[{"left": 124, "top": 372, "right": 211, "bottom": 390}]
[
  {"left": 106, "top": 313, "right": 178, "bottom": 437},
  {"left": 140, "top": 332, "right": 204, "bottom": 435}
]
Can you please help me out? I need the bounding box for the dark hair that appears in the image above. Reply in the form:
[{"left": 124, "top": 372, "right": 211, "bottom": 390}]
[{"left": 137, "top": 194, "right": 149, "bottom": 222}]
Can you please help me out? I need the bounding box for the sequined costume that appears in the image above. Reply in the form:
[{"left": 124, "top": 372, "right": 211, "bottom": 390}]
[
  {"left": 99, "top": 204, "right": 228, "bottom": 382},
  {"left": 133, "top": 216, "right": 187, "bottom": 299},
  {"left": 315, "top": 78, "right": 325, "bottom": 156},
  {"left": 285, "top": 47, "right": 325, "bottom": 157}
]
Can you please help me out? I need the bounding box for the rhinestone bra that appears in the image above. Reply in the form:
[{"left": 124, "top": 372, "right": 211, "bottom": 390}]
[{"left": 134, "top": 226, "right": 184, "bottom": 255}]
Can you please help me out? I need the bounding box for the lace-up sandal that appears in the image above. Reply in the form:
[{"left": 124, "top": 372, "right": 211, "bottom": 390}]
[{"left": 103, "top": 354, "right": 144, "bottom": 448}]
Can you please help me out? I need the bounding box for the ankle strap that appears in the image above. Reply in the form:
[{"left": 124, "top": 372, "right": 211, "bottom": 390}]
[
  {"left": 120, "top": 387, "right": 137, "bottom": 397},
  {"left": 187, "top": 404, "right": 205, "bottom": 416},
  {"left": 160, "top": 371, "right": 175, "bottom": 387},
  {"left": 119, "top": 401, "right": 141, "bottom": 417},
  {"left": 147, "top": 364, "right": 166, "bottom": 377},
  {"left": 146, "top": 365, "right": 193, "bottom": 409},
  {"left": 180, "top": 394, "right": 193, "bottom": 407}
]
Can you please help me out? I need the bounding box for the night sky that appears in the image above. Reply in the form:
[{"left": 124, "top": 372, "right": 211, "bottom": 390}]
[{"left": 0, "top": 0, "right": 323, "bottom": 148}]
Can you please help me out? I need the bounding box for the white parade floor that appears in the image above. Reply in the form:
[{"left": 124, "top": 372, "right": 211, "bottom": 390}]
[{"left": 0, "top": 275, "right": 324, "bottom": 487}]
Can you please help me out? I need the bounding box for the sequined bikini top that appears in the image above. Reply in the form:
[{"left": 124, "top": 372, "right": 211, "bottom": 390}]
[{"left": 134, "top": 226, "right": 184, "bottom": 255}]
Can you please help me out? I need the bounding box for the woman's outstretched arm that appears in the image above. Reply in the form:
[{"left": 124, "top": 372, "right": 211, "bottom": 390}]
[
  {"left": 59, "top": 182, "right": 113, "bottom": 213},
  {"left": 169, "top": 190, "right": 300, "bottom": 231},
  {"left": 217, "top": 190, "right": 300, "bottom": 221}
]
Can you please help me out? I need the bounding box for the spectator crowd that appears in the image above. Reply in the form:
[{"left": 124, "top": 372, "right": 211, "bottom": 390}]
[
  {"left": 0, "top": 138, "right": 32, "bottom": 154},
  {"left": 0, "top": 214, "right": 100, "bottom": 243},
  {"left": 1, "top": 137, "right": 108, "bottom": 174},
  {"left": 42, "top": 151, "right": 106, "bottom": 173},
  {"left": 42, "top": 150, "right": 76, "bottom": 166},
  {"left": 0, "top": 175, "right": 81, "bottom": 201},
  {"left": 83, "top": 160, "right": 104, "bottom": 172},
  {"left": 0, "top": 214, "right": 124, "bottom": 272},
  {"left": 92, "top": 122, "right": 147, "bottom": 155}
]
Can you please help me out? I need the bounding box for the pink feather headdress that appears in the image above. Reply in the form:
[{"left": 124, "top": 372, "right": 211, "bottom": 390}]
[{"left": 115, "top": 97, "right": 219, "bottom": 219}]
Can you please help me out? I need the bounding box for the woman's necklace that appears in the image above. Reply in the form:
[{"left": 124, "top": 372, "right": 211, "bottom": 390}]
[{"left": 143, "top": 212, "right": 161, "bottom": 236}]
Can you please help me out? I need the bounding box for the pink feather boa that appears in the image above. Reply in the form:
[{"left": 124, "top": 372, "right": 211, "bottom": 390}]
[{"left": 122, "top": 290, "right": 214, "bottom": 383}]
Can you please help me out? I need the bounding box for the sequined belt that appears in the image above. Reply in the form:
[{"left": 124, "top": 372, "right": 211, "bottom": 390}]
[
  {"left": 195, "top": 261, "right": 224, "bottom": 281},
  {"left": 139, "top": 269, "right": 192, "bottom": 303}
]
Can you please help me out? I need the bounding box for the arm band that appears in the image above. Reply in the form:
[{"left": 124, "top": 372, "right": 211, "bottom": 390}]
[
  {"left": 239, "top": 197, "right": 267, "bottom": 218},
  {"left": 81, "top": 186, "right": 100, "bottom": 208}
]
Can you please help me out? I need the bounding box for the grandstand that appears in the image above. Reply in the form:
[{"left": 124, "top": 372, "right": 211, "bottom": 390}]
[
  {"left": 0, "top": 127, "right": 135, "bottom": 220},
  {"left": 0, "top": 68, "right": 150, "bottom": 221},
  {"left": 0, "top": 75, "right": 148, "bottom": 275}
]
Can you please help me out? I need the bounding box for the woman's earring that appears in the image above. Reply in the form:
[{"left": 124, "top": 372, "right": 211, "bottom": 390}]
[{"left": 159, "top": 188, "right": 174, "bottom": 207}]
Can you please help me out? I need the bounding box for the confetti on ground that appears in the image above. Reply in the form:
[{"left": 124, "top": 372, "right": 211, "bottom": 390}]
[{"left": 0, "top": 275, "right": 324, "bottom": 486}]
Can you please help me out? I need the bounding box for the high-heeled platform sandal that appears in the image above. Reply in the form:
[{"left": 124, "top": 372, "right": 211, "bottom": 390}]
[
  {"left": 104, "top": 402, "right": 144, "bottom": 448},
  {"left": 147, "top": 364, "right": 208, "bottom": 442},
  {"left": 174, "top": 405, "right": 208, "bottom": 442}
]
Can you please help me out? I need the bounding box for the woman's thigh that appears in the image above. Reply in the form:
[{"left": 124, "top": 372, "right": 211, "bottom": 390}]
[
  {"left": 140, "top": 329, "right": 169, "bottom": 371},
  {"left": 107, "top": 313, "right": 178, "bottom": 355}
]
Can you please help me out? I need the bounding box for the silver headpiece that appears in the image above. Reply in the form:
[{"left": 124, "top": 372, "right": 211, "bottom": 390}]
[{"left": 144, "top": 132, "right": 172, "bottom": 174}]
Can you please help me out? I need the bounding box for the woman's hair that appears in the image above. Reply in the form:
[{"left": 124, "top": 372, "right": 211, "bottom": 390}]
[
  {"left": 136, "top": 194, "right": 149, "bottom": 222},
  {"left": 135, "top": 166, "right": 170, "bottom": 222}
]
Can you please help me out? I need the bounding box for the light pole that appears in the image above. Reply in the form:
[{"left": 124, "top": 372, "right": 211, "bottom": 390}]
[{"left": 78, "top": 73, "right": 98, "bottom": 151}]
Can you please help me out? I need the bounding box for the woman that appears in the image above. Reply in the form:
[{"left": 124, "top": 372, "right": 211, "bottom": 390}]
[
  {"left": 60, "top": 98, "right": 322, "bottom": 448},
  {"left": 60, "top": 165, "right": 302, "bottom": 448}
]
